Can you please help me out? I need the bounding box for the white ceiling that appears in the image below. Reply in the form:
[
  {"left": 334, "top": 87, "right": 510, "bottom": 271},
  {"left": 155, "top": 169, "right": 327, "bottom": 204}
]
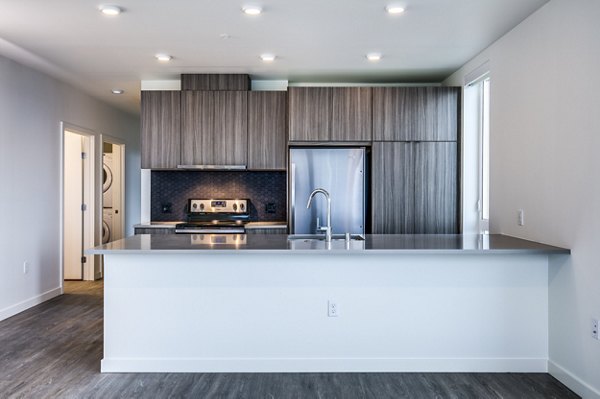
[{"left": 0, "top": 0, "right": 548, "bottom": 114}]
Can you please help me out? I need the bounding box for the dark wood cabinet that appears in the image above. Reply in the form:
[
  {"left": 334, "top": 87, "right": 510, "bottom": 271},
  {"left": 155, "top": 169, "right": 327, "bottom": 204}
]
[
  {"left": 141, "top": 91, "right": 181, "bottom": 169},
  {"left": 372, "top": 141, "right": 458, "bottom": 234},
  {"left": 246, "top": 228, "right": 287, "bottom": 235},
  {"left": 289, "top": 87, "right": 374, "bottom": 142},
  {"left": 181, "top": 91, "right": 247, "bottom": 166},
  {"left": 181, "top": 74, "right": 250, "bottom": 91},
  {"left": 134, "top": 227, "right": 174, "bottom": 235},
  {"left": 331, "top": 88, "right": 372, "bottom": 141},
  {"left": 372, "top": 142, "right": 415, "bottom": 233},
  {"left": 373, "top": 87, "right": 459, "bottom": 141},
  {"left": 248, "top": 91, "right": 287, "bottom": 170},
  {"left": 288, "top": 87, "right": 331, "bottom": 141},
  {"left": 414, "top": 142, "right": 458, "bottom": 233}
]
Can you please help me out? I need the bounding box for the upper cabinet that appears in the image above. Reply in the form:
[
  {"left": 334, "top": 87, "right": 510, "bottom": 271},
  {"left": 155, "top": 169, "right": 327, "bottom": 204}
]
[
  {"left": 181, "top": 74, "right": 250, "bottom": 91},
  {"left": 331, "top": 88, "right": 372, "bottom": 141},
  {"left": 373, "top": 87, "right": 459, "bottom": 141},
  {"left": 288, "top": 87, "right": 373, "bottom": 142},
  {"left": 141, "top": 91, "right": 181, "bottom": 169},
  {"left": 181, "top": 91, "right": 248, "bottom": 166},
  {"left": 288, "top": 87, "right": 331, "bottom": 141},
  {"left": 248, "top": 91, "right": 287, "bottom": 170}
]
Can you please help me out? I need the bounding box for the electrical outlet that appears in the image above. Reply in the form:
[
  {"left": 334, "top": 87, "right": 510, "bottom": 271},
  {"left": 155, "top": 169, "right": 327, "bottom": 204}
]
[
  {"left": 328, "top": 300, "right": 339, "bottom": 317},
  {"left": 592, "top": 318, "right": 599, "bottom": 340},
  {"left": 265, "top": 203, "right": 276, "bottom": 214},
  {"left": 23, "top": 260, "right": 29, "bottom": 274},
  {"left": 518, "top": 209, "right": 525, "bottom": 226}
]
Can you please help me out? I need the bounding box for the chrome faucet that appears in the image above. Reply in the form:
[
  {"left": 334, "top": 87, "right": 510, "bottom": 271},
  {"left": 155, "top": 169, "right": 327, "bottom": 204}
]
[{"left": 306, "top": 188, "right": 332, "bottom": 242}]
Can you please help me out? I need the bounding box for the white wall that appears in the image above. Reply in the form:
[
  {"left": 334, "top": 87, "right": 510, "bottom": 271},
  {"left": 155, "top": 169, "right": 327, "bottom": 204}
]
[
  {"left": 102, "top": 252, "right": 549, "bottom": 372},
  {"left": 445, "top": 1, "right": 600, "bottom": 397},
  {"left": 0, "top": 54, "right": 140, "bottom": 320}
]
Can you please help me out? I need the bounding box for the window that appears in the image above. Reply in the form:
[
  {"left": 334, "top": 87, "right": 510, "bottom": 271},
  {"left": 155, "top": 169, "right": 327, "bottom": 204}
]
[
  {"left": 464, "top": 67, "right": 490, "bottom": 234},
  {"left": 473, "top": 76, "right": 490, "bottom": 232}
]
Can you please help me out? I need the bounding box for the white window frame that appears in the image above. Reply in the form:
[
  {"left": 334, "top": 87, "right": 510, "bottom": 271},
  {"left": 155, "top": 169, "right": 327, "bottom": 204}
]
[{"left": 467, "top": 74, "right": 491, "bottom": 233}]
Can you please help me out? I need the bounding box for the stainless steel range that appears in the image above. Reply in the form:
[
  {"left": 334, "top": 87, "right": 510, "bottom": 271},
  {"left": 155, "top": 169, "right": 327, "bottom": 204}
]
[{"left": 175, "top": 199, "right": 250, "bottom": 234}]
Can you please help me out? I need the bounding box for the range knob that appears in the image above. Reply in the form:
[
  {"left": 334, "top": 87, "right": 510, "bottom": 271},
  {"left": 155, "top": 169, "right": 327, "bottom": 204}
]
[
  {"left": 199, "top": 203, "right": 205, "bottom": 211},
  {"left": 192, "top": 203, "right": 198, "bottom": 210},
  {"left": 240, "top": 203, "right": 245, "bottom": 211},
  {"left": 233, "top": 203, "right": 238, "bottom": 211}
]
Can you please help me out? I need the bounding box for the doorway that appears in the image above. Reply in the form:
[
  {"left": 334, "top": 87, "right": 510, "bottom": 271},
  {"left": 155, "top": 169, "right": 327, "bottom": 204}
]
[
  {"left": 102, "top": 138, "right": 125, "bottom": 246},
  {"left": 62, "top": 128, "right": 95, "bottom": 280}
]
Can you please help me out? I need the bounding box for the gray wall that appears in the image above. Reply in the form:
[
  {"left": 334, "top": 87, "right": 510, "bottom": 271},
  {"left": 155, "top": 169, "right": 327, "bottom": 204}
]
[
  {"left": 0, "top": 53, "right": 140, "bottom": 320},
  {"left": 445, "top": 0, "right": 600, "bottom": 396}
]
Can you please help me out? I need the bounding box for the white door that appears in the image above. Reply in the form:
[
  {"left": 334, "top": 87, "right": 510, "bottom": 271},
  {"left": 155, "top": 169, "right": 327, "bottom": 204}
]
[{"left": 64, "top": 131, "right": 84, "bottom": 280}]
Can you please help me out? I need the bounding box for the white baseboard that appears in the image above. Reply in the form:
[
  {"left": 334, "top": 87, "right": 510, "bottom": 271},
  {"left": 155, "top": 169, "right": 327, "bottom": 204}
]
[
  {"left": 101, "top": 357, "right": 548, "bottom": 373},
  {"left": 549, "top": 360, "right": 600, "bottom": 399},
  {"left": 0, "top": 287, "right": 62, "bottom": 322}
]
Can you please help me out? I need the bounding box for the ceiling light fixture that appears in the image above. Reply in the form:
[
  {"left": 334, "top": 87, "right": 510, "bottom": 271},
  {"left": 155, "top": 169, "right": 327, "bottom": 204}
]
[
  {"left": 260, "top": 53, "right": 276, "bottom": 62},
  {"left": 242, "top": 5, "right": 262, "bottom": 15},
  {"left": 111, "top": 89, "right": 124, "bottom": 94},
  {"left": 366, "top": 53, "right": 382, "bottom": 62},
  {"left": 99, "top": 5, "right": 122, "bottom": 16},
  {"left": 155, "top": 53, "right": 172, "bottom": 62},
  {"left": 385, "top": 5, "right": 405, "bottom": 14}
]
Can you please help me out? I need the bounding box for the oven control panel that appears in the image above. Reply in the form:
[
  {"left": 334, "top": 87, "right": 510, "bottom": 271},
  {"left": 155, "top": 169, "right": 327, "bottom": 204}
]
[{"left": 188, "top": 199, "right": 248, "bottom": 214}]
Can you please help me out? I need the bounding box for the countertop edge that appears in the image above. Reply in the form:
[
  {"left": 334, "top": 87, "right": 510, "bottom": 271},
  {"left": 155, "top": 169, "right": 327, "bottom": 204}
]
[
  {"left": 87, "top": 248, "right": 570, "bottom": 256},
  {"left": 133, "top": 222, "right": 288, "bottom": 229}
]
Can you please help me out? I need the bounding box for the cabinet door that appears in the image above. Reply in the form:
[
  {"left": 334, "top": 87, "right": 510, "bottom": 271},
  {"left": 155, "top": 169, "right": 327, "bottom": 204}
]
[
  {"left": 414, "top": 142, "right": 458, "bottom": 233},
  {"left": 248, "top": 91, "right": 287, "bottom": 170},
  {"left": 331, "top": 88, "right": 372, "bottom": 141},
  {"left": 372, "top": 142, "right": 415, "bottom": 233},
  {"left": 141, "top": 91, "right": 181, "bottom": 169},
  {"left": 181, "top": 74, "right": 250, "bottom": 91},
  {"left": 213, "top": 91, "right": 248, "bottom": 165},
  {"left": 373, "top": 87, "right": 459, "bottom": 141},
  {"left": 181, "top": 91, "right": 213, "bottom": 165},
  {"left": 288, "top": 87, "right": 331, "bottom": 141},
  {"left": 181, "top": 91, "right": 247, "bottom": 166}
]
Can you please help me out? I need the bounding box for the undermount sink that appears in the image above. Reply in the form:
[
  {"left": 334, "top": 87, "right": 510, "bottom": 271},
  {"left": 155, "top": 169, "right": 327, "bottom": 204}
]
[{"left": 287, "top": 234, "right": 365, "bottom": 241}]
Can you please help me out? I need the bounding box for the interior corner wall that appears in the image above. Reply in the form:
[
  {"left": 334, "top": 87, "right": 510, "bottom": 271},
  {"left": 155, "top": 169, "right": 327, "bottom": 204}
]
[
  {"left": 0, "top": 54, "right": 140, "bottom": 321},
  {"left": 444, "top": 0, "right": 600, "bottom": 397}
]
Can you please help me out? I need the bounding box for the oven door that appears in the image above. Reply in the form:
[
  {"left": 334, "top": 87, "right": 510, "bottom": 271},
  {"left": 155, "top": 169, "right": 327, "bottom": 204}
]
[
  {"left": 189, "top": 233, "right": 246, "bottom": 245},
  {"left": 175, "top": 223, "right": 245, "bottom": 234}
]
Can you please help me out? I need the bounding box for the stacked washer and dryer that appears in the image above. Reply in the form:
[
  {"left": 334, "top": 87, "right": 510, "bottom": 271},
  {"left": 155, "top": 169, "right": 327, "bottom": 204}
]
[{"left": 102, "top": 152, "right": 114, "bottom": 244}]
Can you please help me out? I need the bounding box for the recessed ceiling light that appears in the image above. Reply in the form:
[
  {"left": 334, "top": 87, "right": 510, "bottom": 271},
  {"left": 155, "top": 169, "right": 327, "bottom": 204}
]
[
  {"left": 260, "top": 53, "right": 276, "bottom": 62},
  {"left": 242, "top": 5, "right": 262, "bottom": 15},
  {"left": 99, "top": 5, "right": 122, "bottom": 16},
  {"left": 111, "top": 89, "right": 124, "bottom": 94},
  {"left": 366, "top": 53, "right": 382, "bottom": 62},
  {"left": 155, "top": 53, "right": 172, "bottom": 62},
  {"left": 385, "top": 5, "right": 405, "bottom": 14}
]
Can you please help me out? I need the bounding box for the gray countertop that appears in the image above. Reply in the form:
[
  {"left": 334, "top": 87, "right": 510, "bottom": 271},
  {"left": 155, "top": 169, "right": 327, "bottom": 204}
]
[
  {"left": 88, "top": 234, "right": 570, "bottom": 255},
  {"left": 133, "top": 221, "right": 287, "bottom": 229}
]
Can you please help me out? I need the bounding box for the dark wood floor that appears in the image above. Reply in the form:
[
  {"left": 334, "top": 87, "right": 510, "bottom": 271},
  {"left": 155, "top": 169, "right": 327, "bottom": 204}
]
[{"left": 0, "top": 281, "right": 579, "bottom": 399}]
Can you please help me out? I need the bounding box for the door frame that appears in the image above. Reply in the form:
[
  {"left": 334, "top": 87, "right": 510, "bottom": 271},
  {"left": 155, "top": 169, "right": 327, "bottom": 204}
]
[
  {"left": 60, "top": 122, "right": 98, "bottom": 282},
  {"left": 101, "top": 134, "right": 126, "bottom": 242}
]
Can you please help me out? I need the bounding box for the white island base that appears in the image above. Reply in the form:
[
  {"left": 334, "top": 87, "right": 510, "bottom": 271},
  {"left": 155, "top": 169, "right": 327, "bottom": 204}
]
[{"left": 100, "top": 247, "right": 558, "bottom": 373}]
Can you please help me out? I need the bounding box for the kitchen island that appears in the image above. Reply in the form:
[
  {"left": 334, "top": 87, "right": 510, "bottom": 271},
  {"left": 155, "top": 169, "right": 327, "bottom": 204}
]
[{"left": 88, "top": 234, "right": 568, "bottom": 373}]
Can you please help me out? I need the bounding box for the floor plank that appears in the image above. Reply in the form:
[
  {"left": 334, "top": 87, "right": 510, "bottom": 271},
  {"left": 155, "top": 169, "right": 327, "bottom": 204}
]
[{"left": 0, "top": 281, "right": 580, "bottom": 399}]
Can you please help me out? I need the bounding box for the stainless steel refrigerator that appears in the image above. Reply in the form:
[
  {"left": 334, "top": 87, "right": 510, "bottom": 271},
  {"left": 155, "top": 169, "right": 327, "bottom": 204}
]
[{"left": 289, "top": 147, "right": 366, "bottom": 235}]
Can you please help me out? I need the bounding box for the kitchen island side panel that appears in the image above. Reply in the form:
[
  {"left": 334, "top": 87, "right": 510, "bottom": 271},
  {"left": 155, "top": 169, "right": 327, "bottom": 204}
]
[{"left": 102, "top": 252, "right": 548, "bottom": 372}]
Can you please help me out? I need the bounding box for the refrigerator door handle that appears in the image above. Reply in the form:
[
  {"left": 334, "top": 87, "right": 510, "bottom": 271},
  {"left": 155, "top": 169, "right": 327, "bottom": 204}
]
[{"left": 290, "top": 162, "right": 296, "bottom": 234}]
